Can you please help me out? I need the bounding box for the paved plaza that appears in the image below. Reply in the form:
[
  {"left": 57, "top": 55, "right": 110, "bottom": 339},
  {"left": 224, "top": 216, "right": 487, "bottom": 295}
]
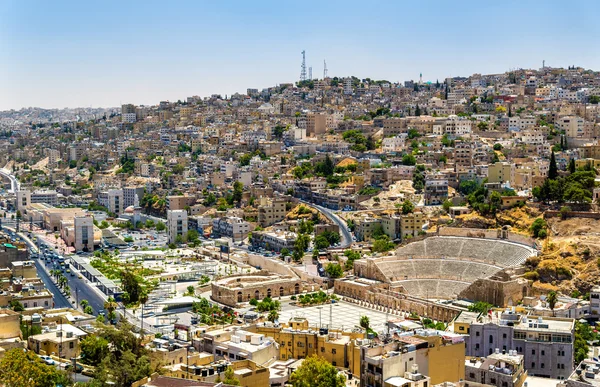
[{"left": 278, "top": 300, "right": 392, "bottom": 333}]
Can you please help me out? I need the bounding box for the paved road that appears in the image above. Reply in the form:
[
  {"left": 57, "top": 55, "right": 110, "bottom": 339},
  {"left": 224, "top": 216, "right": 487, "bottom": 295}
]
[
  {"left": 37, "top": 239, "right": 107, "bottom": 316},
  {"left": 3, "top": 226, "right": 72, "bottom": 309},
  {"left": 299, "top": 200, "right": 353, "bottom": 248},
  {"left": 0, "top": 168, "right": 19, "bottom": 192}
]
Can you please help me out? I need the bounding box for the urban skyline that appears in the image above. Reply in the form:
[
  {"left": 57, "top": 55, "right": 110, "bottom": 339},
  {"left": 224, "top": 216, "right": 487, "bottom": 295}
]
[{"left": 1, "top": 0, "right": 599, "bottom": 109}]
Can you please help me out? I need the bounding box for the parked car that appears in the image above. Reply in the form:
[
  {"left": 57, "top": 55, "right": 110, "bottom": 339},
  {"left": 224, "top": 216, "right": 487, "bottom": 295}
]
[
  {"left": 66, "top": 363, "right": 84, "bottom": 373},
  {"left": 38, "top": 355, "right": 54, "bottom": 365}
]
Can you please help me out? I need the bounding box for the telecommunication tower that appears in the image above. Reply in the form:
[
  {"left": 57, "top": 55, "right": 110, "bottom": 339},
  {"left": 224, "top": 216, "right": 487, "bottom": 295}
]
[
  {"left": 323, "top": 60, "right": 328, "bottom": 78},
  {"left": 300, "top": 50, "right": 307, "bottom": 81}
]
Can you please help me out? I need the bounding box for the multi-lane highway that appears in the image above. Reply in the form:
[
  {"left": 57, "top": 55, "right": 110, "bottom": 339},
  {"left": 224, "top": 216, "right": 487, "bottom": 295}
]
[
  {"left": 10, "top": 227, "right": 107, "bottom": 316},
  {"left": 36, "top": 239, "right": 107, "bottom": 317}
]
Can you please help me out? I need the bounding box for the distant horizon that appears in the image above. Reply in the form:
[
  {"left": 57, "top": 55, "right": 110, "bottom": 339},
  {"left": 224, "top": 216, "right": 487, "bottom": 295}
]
[
  {"left": 2, "top": 63, "right": 593, "bottom": 112},
  {"left": 1, "top": 0, "right": 598, "bottom": 110}
]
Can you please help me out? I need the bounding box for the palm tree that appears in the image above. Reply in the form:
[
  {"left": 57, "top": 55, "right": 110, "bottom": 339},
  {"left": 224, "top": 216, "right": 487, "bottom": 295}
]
[
  {"left": 80, "top": 299, "right": 89, "bottom": 308},
  {"left": 547, "top": 291, "right": 558, "bottom": 316},
  {"left": 139, "top": 292, "right": 148, "bottom": 334},
  {"left": 104, "top": 297, "right": 118, "bottom": 316},
  {"left": 267, "top": 310, "right": 279, "bottom": 323},
  {"left": 359, "top": 315, "right": 370, "bottom": 330}
]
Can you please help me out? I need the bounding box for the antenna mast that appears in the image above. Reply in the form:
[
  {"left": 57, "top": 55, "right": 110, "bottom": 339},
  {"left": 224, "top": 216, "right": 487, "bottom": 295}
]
[{"left": 300, "top": 50, "right": 307, "bottom": 81}]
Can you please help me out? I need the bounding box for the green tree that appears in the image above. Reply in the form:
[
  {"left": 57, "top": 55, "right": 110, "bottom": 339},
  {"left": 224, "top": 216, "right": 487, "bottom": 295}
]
[
  {"left": 547, "top": 291, "right": 558, "bottom": 316},
  {"left": 548, "top": 151, "right": 558, "bottom": 180},
  {"left": 359, "top": 315, "right": 370, "bottom": 330},
  {"left": 589, "top": 95, "right": 600, "bottom": 104},
  {"left": 223, "top": 366, "right": 241, "bottom": 386},
  {"left": 79, "top": 334, "right": 110, "bottom": 366},
  {"left": 468, "top": 301, "right": 493, "bottom": 315},
  {"left": 530, "top": 218, "right": 547, "bottom": 238},
  {"left": 9, "top": 300, "right": 24, "bottom": 312},
  {"left": 401, "top": 199, "right": 414, "bottom": 214},
  {"left": 325, "top": 263, "right": 343, "bottom": 278},
  {"left": 267, "top": 310, "right": 279, "bottom": 323},
  {"left": 568, "top": 158, "right": 576, "bottom": 174},
  {"left": 155, "top": 221, "right": 166, "bottom": 231},
  {"left": 121, "top": 270, "right": 142, "bottom": 304},
  {"left": 402, "top": 153, "right": 416, "bottom": 166},
  {"left": 372, "top": 235, "right": 395, "bottom": 253},
  {"left": 289, "top": 355, "right": 345, "bottom": 387},
  {"left": 314, "top": 235, "right": 330, "bottom": 250},
  {"left": 0, "top": 348, "right": 71, "bottom": 387},
  {"left": 233, "top": 181, "right": 244, "bottom": 205},
  {"left": 187, "top": 229, "right": 200, "bottom": 244},
  {"left": 442, "top": 199, "right": 453, "bottom": 213}
]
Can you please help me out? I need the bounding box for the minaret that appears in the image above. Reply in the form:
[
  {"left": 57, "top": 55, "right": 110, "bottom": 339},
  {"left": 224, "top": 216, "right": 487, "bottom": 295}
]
[
  {"left": 419, "top": 72, "right": 423, "bottom": 85},
  {"left": 133, "top": 193, "right": 141, "bottom": 229}
]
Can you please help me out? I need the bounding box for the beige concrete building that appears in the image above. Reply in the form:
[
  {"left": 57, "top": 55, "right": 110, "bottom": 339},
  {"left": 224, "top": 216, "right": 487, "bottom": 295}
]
[
  {"left": 488, "top": 162, "right": 515, "bottom": 185},
  {"left": 211, "top": 271, "right": 308, "bottom": 306},
  {"left": 10, "top": 260, "right": 37, "bottom": 279},
  {"left": 28, "top": 325, "right": 85, "bottom": 360},
  {"left": 257, "top": 197, "right": 286, "bottom": 227},
  {"left": 167, "top": 195, "right": 196, "bottom": 211},
  {"left": 306, "top": 113, "right": 327, "bottom": 136}
]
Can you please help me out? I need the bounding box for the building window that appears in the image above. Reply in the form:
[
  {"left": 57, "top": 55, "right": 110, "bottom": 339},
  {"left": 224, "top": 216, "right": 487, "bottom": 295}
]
[
  {"left": 469, "top": 373, "right": 475, "bottom": 378},
  {"left": 476, "top": 332, "right": 480, "bottom": 337},
  {"left": 459, "top": 326, "right": 464, "bottom": 331},
  {"left": 532, "top": 349, "right": 535, "bottom": 355},
  {"left": 332, "top": 349, "right": 336, "bottom": 354},
  {"left": 70, "top": 342, "right": 74, "bottom": 349},
  {"left": 532, "top": 363, "right": 535, "bottom": 368},
  {"left": 541, "top": 363, "right": 545, "bottom": 369},
  {"left": 489, "top": 335, "right": 493, "bottom": 344},
  {"left": 321, "top": 347, "right": 325, "bottom": 353},
  {"left": 541, "top": 350, "right": 545, "bottom": 356}
]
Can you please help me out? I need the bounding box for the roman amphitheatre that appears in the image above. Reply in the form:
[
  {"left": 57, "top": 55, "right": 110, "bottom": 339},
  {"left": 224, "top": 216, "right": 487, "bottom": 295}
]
[{"left": 350, "top": 228, "right": 538, "bottom": 305}]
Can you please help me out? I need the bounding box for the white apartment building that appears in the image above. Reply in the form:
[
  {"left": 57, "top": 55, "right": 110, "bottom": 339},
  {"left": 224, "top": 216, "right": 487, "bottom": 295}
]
[
  {"left": 444, "top": 115, "right": 472, "bottom": 136},
  {"left": 31, "top": 190, "right": 58, "bottom": 207},
  {"left": 382, "top": 134, "right": 408, "bottom": 153},
  {"left": 47, "top": 149, "right": 61, "bottom": 167},
  {"left": 167, "top": 209, "right": 188, "bottom": 243},
  {"left": 123, "top": 186, "right": 144, "bottom": 208},
  {"left": 122, "top": 113, "right": 137, "bottom": 123},
  {"left": 343, "top": 78, "right": 353, "bottom": 95},
  {"left": 74, "top": 215, "right": 94, "bottom": 252},
  {"left": 520, "top": 131, "right": 546, "bottom": 146},
  {"left": 16, "top": 190, "right": 30, "bottom": 211},
  {"left": 212, "top": 216, "right": 250, "bottom": 241},
  {"left": 107, "top": 189, "right": 123, "bottom": 216}
]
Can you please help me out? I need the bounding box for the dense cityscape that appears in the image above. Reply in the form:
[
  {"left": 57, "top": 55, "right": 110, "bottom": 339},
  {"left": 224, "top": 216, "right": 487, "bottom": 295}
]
[{"left": 0, "top": 59, "right": 599, "bottom": 387}]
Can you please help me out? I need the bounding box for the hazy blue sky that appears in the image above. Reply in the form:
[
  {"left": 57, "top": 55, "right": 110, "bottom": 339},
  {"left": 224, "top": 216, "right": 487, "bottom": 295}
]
[{"left": 1, "top": 0, "right": 599, "bottom": 110}]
